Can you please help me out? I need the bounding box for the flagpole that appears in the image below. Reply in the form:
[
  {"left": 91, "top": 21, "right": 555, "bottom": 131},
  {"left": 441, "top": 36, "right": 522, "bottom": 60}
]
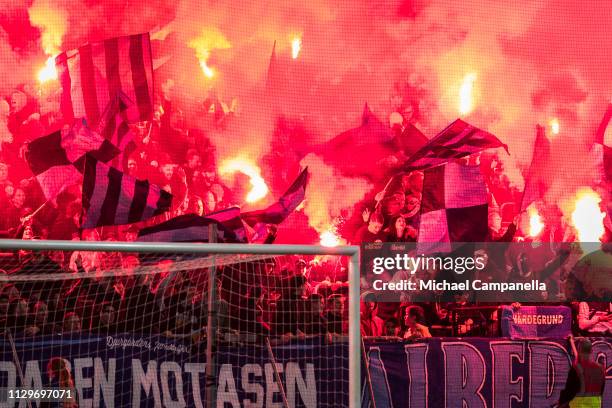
[
  {"left": 266, "top": 337, "right": 291, "bottom": 408},
  {"left": 374, "top": 175, "right": 395, "bottom": 210},
  {"left": 24, "top": 198, "right": 50, "bottom": 220}
]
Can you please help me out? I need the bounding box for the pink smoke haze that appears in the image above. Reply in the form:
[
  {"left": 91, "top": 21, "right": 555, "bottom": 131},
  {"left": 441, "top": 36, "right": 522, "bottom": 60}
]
[{"left": 0, "top": 1, "right": 609, "bottom": 242}]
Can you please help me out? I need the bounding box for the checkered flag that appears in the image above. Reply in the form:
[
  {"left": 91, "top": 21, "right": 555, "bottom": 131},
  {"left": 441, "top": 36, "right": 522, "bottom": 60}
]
[
  {"left": 404, "top": 119, "right": 508, "bottom": 171},
  {"left": 417, "top": 162, "right": 489, "bottom": 253}
]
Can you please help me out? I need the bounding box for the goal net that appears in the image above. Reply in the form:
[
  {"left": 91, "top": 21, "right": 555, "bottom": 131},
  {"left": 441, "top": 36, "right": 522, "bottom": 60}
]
[{"left": 0, "top": 242, "right": 356, "bottom": 407}]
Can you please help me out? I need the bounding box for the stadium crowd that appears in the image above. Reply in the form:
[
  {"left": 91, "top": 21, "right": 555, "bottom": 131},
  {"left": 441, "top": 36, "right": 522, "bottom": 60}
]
[
  {"left": 0, "top": 83, "right": 610, "bottom": 345},
  {"left": 0, "top": 248, "right": 349, "bottom": 341},
  {"left": 0, "top": 84, "right": 356, "bottom": 341}
]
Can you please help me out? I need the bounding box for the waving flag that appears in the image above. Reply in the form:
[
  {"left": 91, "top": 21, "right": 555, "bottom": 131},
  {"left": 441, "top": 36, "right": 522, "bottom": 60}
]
[
  {"left": 320, "top": 104, "right": 397, "bottom": 179},
  {"left": 242, "top": 167, "right": 308, "bottom": 232},
  {"left": 404, "top": 119, "right": 508, "bottom": 171},
  {"left": 56, "top": 33, "right": 153, "bottom": 126},
  {"left": 137, "top": 208, "right": 245, "bottom": 243},
  {"left": 81, "top": 155, "right": 171, "bottom": 228},
  {"left": 520, "top": 125, "right": 551, "bottom": 211},
  {"left": 396, "top": 122, "right": 429, "bottom": 157},
  {"left": 97, "top": 91, "right": 138, "bottom": 171},
  {"left": 418, "top": 162, "right": 488, "bottom": 253},
  {"left": 25, "top": 120, "right": 119, "bottom": 199},
  {"left": 593, "top": 103, "right": 612, "bottom": 181}
]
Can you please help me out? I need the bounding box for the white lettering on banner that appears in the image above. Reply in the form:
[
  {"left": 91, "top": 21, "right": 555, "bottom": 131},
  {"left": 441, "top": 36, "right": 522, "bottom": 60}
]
[
  {"left": 490, "top": 342, "right": 524, "bottom": 408},
  {"left": 161, "top": 361, "right": 187, "bottom": 408},
  {"left": 442, "top": 342, "right": 487, "bottom": 408},
  {"left": 285, "top": 363, "right": 316, "bottom": 408},
  {"left": 0, "top": 341, "right": 608, "bottom": 407},
  {"left": 21, "top": 360, "right": 43, "bottom": 408},
  {"left": 528, "top": 342, "right": 570, "bottom": 406},
  {"left": 94, "top": 357, "right": 116, "bottom": 408},
  {"left": 513, "top": 314, "right": 564, "bottom": 325},
  {"left": 132, "top": 359, "right": 162, "bottom": 407},
  {"left": 404, "top": 343, "right": 428, "bottom": 407},
  {"left": 106, "top": 335, "right": 191, "bottom": 355},
  {"left": 242, "top": 364, "right": 264, "bottom": 408},
  {"left": 217, "top": 364, "right": 240, "bottom": 407},
  {"left": 0, "top": 361, "right": 16, "bottom": 408},
  {"left": 74, "top": 358, "right": 94, "bottom": 407},
  {"left": 0, "top": 359, "right": 317, "bottom": 407},
  {"left": 184, "top": 363, "right": 206, "bottom": 408},
  {"left": 265, "top": 363, "right": 284, "bottom": 408}
]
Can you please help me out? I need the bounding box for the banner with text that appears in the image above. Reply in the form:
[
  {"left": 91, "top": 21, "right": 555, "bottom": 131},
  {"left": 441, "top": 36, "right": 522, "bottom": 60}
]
[
  {"left": 500, "top": 305, "right": 572, "bottom": 339},
  {"left": 362, "top": 337, "right": 612, "bottom": 408},
  {"left": 0, "top": 335, "right": 347, "bottom": 407}
]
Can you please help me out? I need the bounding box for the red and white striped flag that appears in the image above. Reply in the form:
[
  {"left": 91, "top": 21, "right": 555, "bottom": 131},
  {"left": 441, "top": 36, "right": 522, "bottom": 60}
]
[
  {"left": 403, "top": 119, "right": 508, "bottom": 171},
  {"left": 81, "top": 155, "right": 172, "bottom": 229},
  {"left": 97, "top": 91, "right": 137, "bottom": 171},
  {"left": 55, "top": 33, "right": 154, "bottom": 127}
]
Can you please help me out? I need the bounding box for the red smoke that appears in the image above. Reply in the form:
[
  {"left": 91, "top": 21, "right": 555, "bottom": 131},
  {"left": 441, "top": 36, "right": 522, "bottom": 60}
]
[{"left": 0, "top": 1, "right": 609, "bottom": 242}]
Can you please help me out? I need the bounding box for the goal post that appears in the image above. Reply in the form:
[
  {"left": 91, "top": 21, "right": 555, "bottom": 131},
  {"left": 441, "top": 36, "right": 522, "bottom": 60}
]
[{"left": 0, "top": 239, "right": 360, "bottom": 408}]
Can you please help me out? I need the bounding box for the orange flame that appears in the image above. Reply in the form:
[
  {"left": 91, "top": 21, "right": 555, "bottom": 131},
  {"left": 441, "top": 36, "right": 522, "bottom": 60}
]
[
  {"left": 37, "top": 56, "right": 57, "bottom": 83},
  {"left": 528, "top": 206, "right": 544, "bottom": 238},
  {"left": 188, "top": 28, "right": 231, "bottom": 80},
  {"left": 549, "top": 118, "right": 560, "bottom": 135},
  {"left": 291, "top": 37, "right": 302, "bottom": 59},
  {"left": 571, "top": 188, "right": 605, "bottom": 243},
  {"left": 219, "top": 157, "right": 269, "bottom": 203},
  {"left": 28, "top": 0, "right": 66, "bottom": 84},
  {"left": 320, "top": 228, "right": 341, "bottom": 247},
  {"left": 459, "top": 73, "right": 477, "bottom": 115}
]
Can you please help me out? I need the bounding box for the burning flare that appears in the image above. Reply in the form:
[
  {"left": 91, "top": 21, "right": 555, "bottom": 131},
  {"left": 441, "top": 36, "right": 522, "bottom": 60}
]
[
  {"left": 320, "top": 228, "right": 341, "bottom": 247},
  {"left": 549, "top": 118, "right": 560, "bottom": 135},
  {"left": 28, "top": 0, "right": 66, "bottom": 84},
  {"left": 459, "top": 73, "right": 477, "bottom": 115},
  {"left": 291, "top": 37, "right": 302, "bottom": 59},
  {"left": 37, "top": 56, "right": 58, "bottom": 83},
  {"left": 219, "top": 158, "right": 269, "bottom": 203},
  {"left": 528, "top": 206, "right": 544, "bottom": 238},
  {"left": 188, "top": 28, "right": 231, "bottom": 79},
  {"left": 571, "top": 188, "right": 605, "bottom": 243}
]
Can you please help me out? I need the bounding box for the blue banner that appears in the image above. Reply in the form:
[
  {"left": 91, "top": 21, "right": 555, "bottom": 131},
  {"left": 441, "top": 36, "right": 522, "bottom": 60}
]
[
  {"left": 0, "top": 334, "right": 347, "bottom": 407},
  {"left": 500, "top": 305, "right": 573, "bottom": 339},
  {"left": 363, "top": 338, "right": 612, "bottom": 408}
]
